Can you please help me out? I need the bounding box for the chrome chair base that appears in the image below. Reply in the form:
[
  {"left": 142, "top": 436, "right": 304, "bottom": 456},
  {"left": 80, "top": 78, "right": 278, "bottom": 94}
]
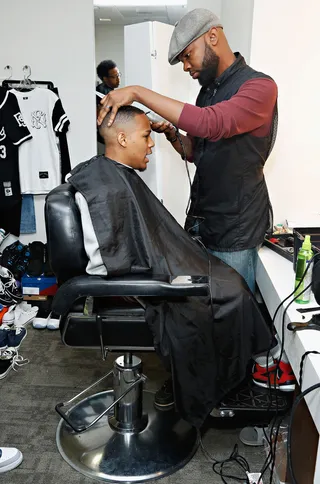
[{"left": 56, "top": 390, "right": 199, "bottom": 482}]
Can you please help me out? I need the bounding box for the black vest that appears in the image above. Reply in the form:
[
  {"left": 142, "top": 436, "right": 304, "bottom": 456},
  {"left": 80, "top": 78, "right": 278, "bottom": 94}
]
[{"left": 186, "top": 53, "right": 277, "bottom": 251}]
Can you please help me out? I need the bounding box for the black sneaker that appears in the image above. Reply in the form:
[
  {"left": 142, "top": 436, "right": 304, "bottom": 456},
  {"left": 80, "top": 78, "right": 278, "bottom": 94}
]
[
  {"left": 0, "top": 357, "right": 13, "bottom": 380},
  {"left": 0, "top": 348, "right": 28, "bottom": 379},
  {"left": 0, "top": 329, "right": 8, "bottom": 350},
  {"left": 0, "top": 281, "right": 15, "bottom": 306},
  {"left": 154, "top": 378, "right": 175, "bottom": 409},
  {"left": 0, "top": 267, "right": 22, "bottom": 303},
  {"left": 0, "top": 348, "right": 17, "bottom": 379},
  {"left": 7, "top": 327, "right": 27, "bottom": 349}
]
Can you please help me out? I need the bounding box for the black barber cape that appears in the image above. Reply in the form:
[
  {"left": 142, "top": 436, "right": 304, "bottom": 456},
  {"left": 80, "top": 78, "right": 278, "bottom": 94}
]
[{"left": 68, "top": 156, "right": 272, "bottom": 428}]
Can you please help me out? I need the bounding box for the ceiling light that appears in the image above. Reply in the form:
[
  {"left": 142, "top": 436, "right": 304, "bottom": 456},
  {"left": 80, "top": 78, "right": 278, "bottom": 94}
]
[
  {"left": 100, "top": 18, "right": 112, "bottom": 21},
  {"left": 94, "top": 0, "right": 186, "bottom": 6}
]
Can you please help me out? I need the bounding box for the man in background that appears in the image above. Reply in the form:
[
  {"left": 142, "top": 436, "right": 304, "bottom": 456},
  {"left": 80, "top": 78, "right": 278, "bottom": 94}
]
[
  {"left": 96, "top": 60, "right": 121, "bottom": 97},
  {"left": 96, "top": 60, "right": 121, "bottom": 149}
]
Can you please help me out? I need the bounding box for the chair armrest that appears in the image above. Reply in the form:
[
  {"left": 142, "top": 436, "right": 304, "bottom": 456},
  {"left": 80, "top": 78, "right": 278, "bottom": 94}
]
[{"left": 52, "top": 274, "right": 209, "bottom": 315}]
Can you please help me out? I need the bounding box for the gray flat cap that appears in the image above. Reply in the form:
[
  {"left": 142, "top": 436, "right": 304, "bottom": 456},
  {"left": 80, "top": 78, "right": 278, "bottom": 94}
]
[{"left": 168, "top": 8, "right": 223, "bottom": 65}]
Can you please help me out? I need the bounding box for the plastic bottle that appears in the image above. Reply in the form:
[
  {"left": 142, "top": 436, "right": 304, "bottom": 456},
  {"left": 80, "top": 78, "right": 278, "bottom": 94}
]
[{"left": 294, "top": 235, "right": 314, "bottom": 304}]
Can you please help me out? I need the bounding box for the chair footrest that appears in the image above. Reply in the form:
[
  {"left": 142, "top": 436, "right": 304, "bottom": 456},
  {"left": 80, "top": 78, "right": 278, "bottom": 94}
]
[
  {"left": 210, "top": 380, "right": 292, "bottom": 423},
  {"left": 60, "top": 310, "right": 154, "bottom": 349}
]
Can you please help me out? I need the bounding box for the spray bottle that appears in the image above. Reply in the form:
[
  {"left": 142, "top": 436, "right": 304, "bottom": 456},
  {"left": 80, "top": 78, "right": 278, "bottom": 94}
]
[{"left": 294, "top": 235, "right": 313, "bottom": 304}]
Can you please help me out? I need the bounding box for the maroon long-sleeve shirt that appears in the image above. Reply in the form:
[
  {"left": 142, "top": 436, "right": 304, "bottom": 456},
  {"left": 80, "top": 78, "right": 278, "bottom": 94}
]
[{"left": 178, "top": 78, "right": 278, "bottom": 149}]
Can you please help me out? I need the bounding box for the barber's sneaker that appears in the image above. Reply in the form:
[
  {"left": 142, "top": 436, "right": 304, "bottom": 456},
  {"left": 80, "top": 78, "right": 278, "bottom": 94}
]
[
  {"left": 0, "top": 447, "right": 23, "bottom": 473},
  {"left": 154, "top": 378, "right": 175, "bottom": 409},
  {"left": 252, "top": 362, "right": 277, "bottom": 389},
  {"left": 252, "top": 361, "right": 295, "bottom": 392},
  {"left": 276, "top": 361, "right": 296, "bottom": 392}
]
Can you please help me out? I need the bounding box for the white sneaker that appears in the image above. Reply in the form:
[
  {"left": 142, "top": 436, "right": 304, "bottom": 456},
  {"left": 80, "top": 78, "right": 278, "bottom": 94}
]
[
  {"left": 47, "top": 316, "right": 60, "bottom": 330},
  {"left": 33, "top": 314, "right": 50, "bottom": 329},
  {"left": 0, "top": 447, "right": 23, "bottom": 473},
  {"left": 14, "top": 304, "right": 38, "bottom": 327},
  {"left": 2, "top": 305, "right": 16, "bottom": 326}
]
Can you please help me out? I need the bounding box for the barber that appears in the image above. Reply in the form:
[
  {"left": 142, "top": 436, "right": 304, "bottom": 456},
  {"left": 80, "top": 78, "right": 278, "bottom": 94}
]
[{"left": 97, "top": 8, "right": 278, "bottom": 292}]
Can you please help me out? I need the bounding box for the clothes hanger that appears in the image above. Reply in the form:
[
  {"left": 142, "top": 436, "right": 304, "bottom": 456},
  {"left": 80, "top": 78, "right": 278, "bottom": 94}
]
[
  {"left": 3, "top": 65, "right": 13, "bottom": 85},
  {"left": 2, "top": 66, "right": 54, "bottom": 91},
  {"left": 15, "top": 65, "right": 37, "bottom": 92}
]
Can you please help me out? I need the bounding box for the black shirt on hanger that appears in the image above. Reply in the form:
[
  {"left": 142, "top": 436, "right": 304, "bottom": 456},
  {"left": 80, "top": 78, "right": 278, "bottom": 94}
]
[{"left": 0, "top": 87, "right": 32, "bottom": 206}]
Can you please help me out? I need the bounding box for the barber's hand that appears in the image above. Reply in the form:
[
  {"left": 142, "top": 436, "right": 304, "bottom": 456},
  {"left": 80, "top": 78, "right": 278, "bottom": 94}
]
[
  {"left": 97, "top": 87, "right": 136, "bottom": 127},
  {"left": 151, "top": 121, "right": 176, "bottom": 141}
]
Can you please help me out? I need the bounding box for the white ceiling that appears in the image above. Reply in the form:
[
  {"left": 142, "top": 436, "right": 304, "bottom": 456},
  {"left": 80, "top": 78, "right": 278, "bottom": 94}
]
[{"left": 94, "top": 5, "right": 187, "bottom": 26}]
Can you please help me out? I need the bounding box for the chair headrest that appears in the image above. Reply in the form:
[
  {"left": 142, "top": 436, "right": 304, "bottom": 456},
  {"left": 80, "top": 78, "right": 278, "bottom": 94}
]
[{"left": 45, "top": 184, "right": 88, "bottom": 283}]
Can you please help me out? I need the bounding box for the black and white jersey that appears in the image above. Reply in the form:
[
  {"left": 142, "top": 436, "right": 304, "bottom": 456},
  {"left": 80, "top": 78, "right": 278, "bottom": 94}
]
[
  {"left": 0, "top": 88, "right": 32, "bottom": 205},
  {"left": 11, "top": 88, "right": 70, "bottom": 194}
]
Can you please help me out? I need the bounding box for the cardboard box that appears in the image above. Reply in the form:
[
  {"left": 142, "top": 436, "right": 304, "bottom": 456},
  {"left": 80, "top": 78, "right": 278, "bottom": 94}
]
[
  {"left": 21, "top": 275, "right": 58, "bottom": 296},
  {"left": 23, "top": 295, "right": 48, "bottom": 301}
]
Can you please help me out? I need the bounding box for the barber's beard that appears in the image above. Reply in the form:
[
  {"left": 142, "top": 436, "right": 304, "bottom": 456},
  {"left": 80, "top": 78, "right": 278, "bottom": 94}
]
[{"left": 198, "top": 45, "right": 220, "bottom": 87}]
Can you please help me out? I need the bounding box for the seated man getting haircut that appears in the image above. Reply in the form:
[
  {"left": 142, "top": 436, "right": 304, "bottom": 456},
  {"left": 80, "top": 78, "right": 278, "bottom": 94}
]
[{"left": 67, "top": 106, "right": 273, "bottom": 429}]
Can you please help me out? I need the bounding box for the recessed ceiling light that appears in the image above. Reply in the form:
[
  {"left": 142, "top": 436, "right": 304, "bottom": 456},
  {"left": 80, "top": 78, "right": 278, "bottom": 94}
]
[
  {"left": 100, "top": 18, "right": 112, "bottom": 21},
  {"left": 95, "top": 0, "right": 186, "bottom": 5}
]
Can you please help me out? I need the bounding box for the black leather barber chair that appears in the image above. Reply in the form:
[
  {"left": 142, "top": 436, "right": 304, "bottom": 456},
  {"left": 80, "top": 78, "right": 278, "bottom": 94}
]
[
  {"left": 45, "top": 184, "right": 210, "bottom": 483},
  {"left": 46, "top": 184, "right": 292, "bottom": 482}
]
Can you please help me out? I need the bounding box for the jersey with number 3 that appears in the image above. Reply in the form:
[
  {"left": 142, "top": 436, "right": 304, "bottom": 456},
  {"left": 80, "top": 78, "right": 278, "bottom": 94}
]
[{"left": 0, "top": 88, "right": 32, "bottom": 206}]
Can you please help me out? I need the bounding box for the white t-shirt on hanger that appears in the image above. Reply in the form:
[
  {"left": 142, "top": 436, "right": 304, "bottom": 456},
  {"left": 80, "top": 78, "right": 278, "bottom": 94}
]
[{"left": 11, "top": 88, "right": 69, "bottom": 194}]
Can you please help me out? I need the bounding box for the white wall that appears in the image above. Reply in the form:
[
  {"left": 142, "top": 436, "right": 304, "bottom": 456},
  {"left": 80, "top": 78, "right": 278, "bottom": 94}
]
[
  {"left": 187, "top": 0, "right": 221, "bottom": 17},
  {"left": 0, "top": 0, "right": 96, "bottom": 244},
  {"left": 250, "top": 0, "right": 320, "bottom": 224},
  {"left": 95, "top": 25, "right": 125, "bottom": 84},
  {"left": 221, "top": 0, "right": 254, "bottom": 63}
]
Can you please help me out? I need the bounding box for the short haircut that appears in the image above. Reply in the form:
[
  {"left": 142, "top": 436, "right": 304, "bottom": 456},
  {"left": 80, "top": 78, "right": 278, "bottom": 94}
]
[
  {"left": 99, "top": 106, "right": 147, "bottom": 134},
  {"left": 96, "top": 60, "right": 117, "bottom": 81}
]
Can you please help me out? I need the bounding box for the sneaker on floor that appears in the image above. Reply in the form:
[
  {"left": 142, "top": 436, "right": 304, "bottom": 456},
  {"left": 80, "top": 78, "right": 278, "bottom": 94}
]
[
  {"left": 0, "top": 348, "right": 28, "bottom": 379},
  {"left": 46, "top": 316, "right": 60, "bottom": 330},
  {"left": 0, "top": 348, "right": 18, "bottom": 379},
  {"left": 6, "top": 327, "right": 27, "bottom": 349},
  {"left": 14, "top": 304, "right": 38, "bottom": 327},
  {"left": 1, "top": 305, "right": 16, "bottom": 326},
  {"left": 0, "top": 282, "right": 15, "bottom": 307},
  {"left": 0, "top": 447, "right": 23, "bottom": 473},
  {"left": 252, "top": 361, "right": 295, "bottom": 392},
  {"left": 239, "top": 426, "right": 266, "bottom": 446},
  {"left": 154, "top": 378, "right": 175, "bottom": 409},
  {"left": 0, "top": 328, "right": 8, "bottom": 350},
  {"left": 33, "top": 315, "right": 50, "bottom": 329},
  {"left": 0, "top": 357, "right": 14, "bottom": 379},
  {"left": 0, "top": 267, "right": 22, "bottom": 304}
]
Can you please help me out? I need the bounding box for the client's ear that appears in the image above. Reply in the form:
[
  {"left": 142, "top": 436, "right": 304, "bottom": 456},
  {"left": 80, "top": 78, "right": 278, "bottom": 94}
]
[{"left": 117, "top": 131, "right": 127, "bottom": 148}]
